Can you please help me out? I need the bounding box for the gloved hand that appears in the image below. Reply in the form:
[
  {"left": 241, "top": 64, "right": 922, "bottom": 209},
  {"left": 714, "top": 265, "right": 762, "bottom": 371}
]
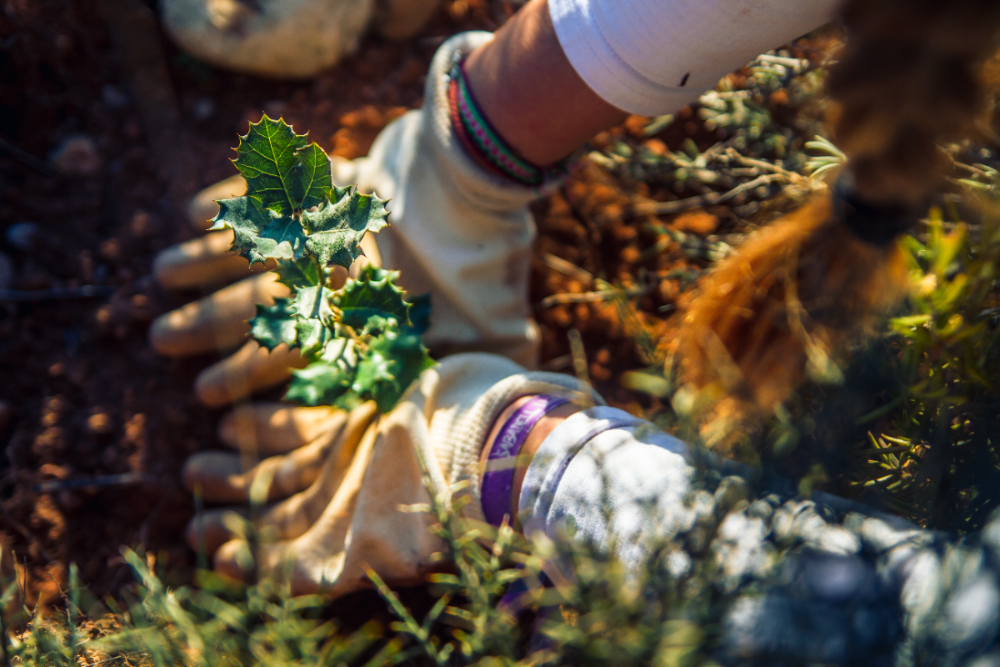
[
  {"left": 161, "top": 0, "right": 443, "bottom": 79},
  {"left": 149, "top": 31, "right": 544, "bottom": 408},
  {"left": 182, "top": 353, "right": 590, "bottom": 597}
]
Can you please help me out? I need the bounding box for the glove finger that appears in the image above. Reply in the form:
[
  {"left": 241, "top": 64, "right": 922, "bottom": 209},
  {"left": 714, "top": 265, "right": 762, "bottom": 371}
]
[
  {"left": 149, "top": 272, "right": 288, "bottom": 356},
  {"left": 212, "top": 408, "right": 380, "bottom": 593},
  {"left": 186, "top": 403, "right": 378, "bottom": 556},
  {"left": 186, "top": 507, "right": 249, "bottom": 558},
  {"left": 187, "top": 174, "right": 246, "bottom": 231},
  {"left": 218, "top": 403, "right": 345, "bottom": 456},
  {"left": 251, "top": 402, "right": 377, "bottom": 539},
  {"left": 194, "top": 340, "right": 307, "bottom": 408},
  {"left": 182, "top": 427, "right": 340, "bottom": 504},
  {"left": 153, "top": 230, "right": 274, "bottom": 290}
]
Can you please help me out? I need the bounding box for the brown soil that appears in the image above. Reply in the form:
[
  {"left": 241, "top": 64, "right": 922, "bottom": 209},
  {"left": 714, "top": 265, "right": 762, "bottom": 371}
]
[{"left": 0, "top": 0, "right": 814, "bottom": 604}]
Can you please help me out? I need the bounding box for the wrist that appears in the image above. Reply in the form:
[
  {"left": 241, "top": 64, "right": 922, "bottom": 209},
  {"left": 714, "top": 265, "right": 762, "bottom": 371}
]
[
  {"left": 480, "top": 395, "right": 582, "bottom": 529},
  {"left": 461, "top": 0, "right": 626, "bottom": 166}
]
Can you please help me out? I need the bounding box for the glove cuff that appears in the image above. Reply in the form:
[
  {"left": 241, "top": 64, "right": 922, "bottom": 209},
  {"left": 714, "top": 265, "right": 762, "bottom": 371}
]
[
  {"left": 423, "top": 32, "right": 564, "bottom": 211},
  {"left": 438, "top": 368, "right": 604, "bottom": 525}
]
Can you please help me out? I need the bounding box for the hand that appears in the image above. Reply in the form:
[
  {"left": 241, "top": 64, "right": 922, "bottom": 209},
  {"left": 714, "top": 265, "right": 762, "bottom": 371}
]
[
  {"left": 150, "top": 31, "right": 545, "bottom": 408},
  {"left": 183, "top": 353, "right": 585, "bottom": 596},
  {"left": 150, "top": 175, "right": 310, "bottom": 407}
]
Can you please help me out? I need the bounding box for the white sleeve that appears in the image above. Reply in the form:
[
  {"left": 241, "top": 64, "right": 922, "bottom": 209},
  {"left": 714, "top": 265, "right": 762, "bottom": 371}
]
[{"left": 548, "top": 0, "right": 840, "bottom": 116}]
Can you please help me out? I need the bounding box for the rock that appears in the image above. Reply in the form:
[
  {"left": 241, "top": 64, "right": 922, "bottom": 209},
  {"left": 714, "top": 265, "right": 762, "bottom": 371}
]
[
  {"left": 160, "top": 0, "right": 375, "bottom": 79},
  {"left": 87, "top": 412, "right": 113, "bottom": 435},
  {"left": 101, "top": 84, "right": 130, "bottom": 110},
  {"left": 129, "top": 210, "right": 158, "bottom": 237},
  {"left": 49, "top": 135, "right": 102, "bottom": 176},
  {"left": 0, "top": 251, "right": 12, "bottom": 291},
  {"left": 192, "top": 97, "right": 215, "bottom": 121},
  {"left": 6, "top": 221, "right": 41, "bottom": 251}
]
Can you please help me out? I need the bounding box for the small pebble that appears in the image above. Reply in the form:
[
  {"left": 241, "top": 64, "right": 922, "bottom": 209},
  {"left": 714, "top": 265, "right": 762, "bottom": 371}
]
[
  {"left": 0, "top": 251, "right": 12, "bottom": 290},
  {"left": 6, "top": 221, "right": 41, "bottom": 251},
  {"left": 101, "top": 84, "right": 130, "bottom": 110},
  {"left": 87, "top": 412, "right": 113, "bottom": 434},
  {"left": 192, "top": 97, "right": 215, "bottom": 121},
  {"left": 129, "top": 210, "right": 157, "bottom": 237},
  {"left": 49, "top": 135, "right": 102, "bottom": 176}
]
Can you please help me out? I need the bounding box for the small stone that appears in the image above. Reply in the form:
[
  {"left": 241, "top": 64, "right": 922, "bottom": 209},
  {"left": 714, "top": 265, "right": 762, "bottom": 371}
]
[
  {"left": 87, "top": 412, "right": 113, "bottom": 434},
  {"left": 192, "top": 97, "right": 215, "bottom": 121},
  {"left": 49, "top": 135, "right": 102, "bottom": 176},
  {"left": 129, "top": 210, "right": 157, "bottom": 237},
  {"left": 100, "top": 238, "right": 122, "bottom": 261},
  {"left": 6, "top": 221, "right": 41, "bottom": 251},
  {"left": 0, "top": 251, "right": 12, "bottom": 291},
  {"left": 129, "top": 293, "right": 152, "bottom": 320},
  {"left": 38, "top": 463, "right": 70, "bottom": 479},
  {"left": 101, "top": 84, "right": 130, "bottom": 110}
]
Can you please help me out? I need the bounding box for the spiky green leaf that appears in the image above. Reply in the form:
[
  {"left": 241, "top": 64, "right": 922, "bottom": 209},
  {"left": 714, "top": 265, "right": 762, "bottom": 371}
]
[
  {"left": 286, "top": 362, "right": 355, "bottom": 407},
  {"left": 291, "top": 284, "right": 335, "bottom": 323},
  {"left": 234, "top": 115, "right": 308, "bottom": 216},
  {"left": 302, "top": 188, "right": 389, "bottom": 268},
  {"left": 209, "top": 197, "right": 307, "bottom": 265},
  {"left": 291, "top": 142, "right": 334, "bottom": 211},
  {"left": 250, "top": 299, "right": 298, "bottom": 351},
  {"left": 295, "top": 318, "right": 334, "bottom": 360},
  {"left": 209, "top": 196, "right": 273, "bottom": 266},
  {"left": 407, "top": 293, "right": 432, "bottom": 336},
  {"left": 352, "top": 324, "right": 435, "bottom": 413},
  {"left": 274, "top": 257, "right": 321, "bottom": 290},
  {"left": 336, "top": 266, "right": 410, "bottom": 331},
  {"left": 256, "top": 214, "right": 308, "bottom": 260}
]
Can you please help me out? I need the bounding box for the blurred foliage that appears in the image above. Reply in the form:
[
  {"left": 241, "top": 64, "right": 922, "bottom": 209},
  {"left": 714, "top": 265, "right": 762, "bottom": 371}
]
[{"left": 591, "top": 49, "right": 830, "bottom": 220}]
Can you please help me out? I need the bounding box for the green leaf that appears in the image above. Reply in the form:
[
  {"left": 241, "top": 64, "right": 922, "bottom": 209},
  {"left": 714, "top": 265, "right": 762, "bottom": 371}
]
[
  {"left": 286, "top": 362, "right": 355, "bottom": 407},
  {"left": 291, "top": 142, "right": 334, "bottom": 211},
  {"left": 295, "top": 318, "right": 334, "bottom": 360},
  {"left": 256, "top": 214, "right": 308, "bottom": 260},
  {"left": 352, "top": 324, "right": 435, "bottom": 413},
  {"left": 209, "top": 197, "right": 307, "bottom": 265},
  {"left": 250, "top": 299, "right": 299, "bottom": 351},
  {"left": 274, "top": 257, "right": 321, "bottom": 289},
  {"left": 407, "top": 293, "right": 432, "bottom": 336},
  {"left": 302, "top": 188, "right": 389, "bottom": 268},
  {"left": 292, "top": 284, "right": 335, "bottom": 323},
  {"left": 209, "top": 196, "right": 273, "bottom": 266},
  {"left": 234, "top": 115, "right": 308, "bottom": 216},
  {"left": 336, "top": 266, "right": 411, "bottom": 331}
]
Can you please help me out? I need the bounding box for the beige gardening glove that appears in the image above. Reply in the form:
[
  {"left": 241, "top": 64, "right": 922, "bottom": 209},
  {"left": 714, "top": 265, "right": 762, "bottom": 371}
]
[
  {"left": 149, "top": 30, "right": 544, "bottom": 408},
  {"left": 160, "top": 0, "right": 443, "bottom": 79},
  {"left": 183, "top": 353, "right": 594, "bottom": 597}
]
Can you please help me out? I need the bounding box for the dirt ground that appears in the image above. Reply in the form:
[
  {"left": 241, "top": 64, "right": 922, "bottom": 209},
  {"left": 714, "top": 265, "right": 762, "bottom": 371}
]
[{"left": 0, "top": 0, "right": 820, "bottom": 605}]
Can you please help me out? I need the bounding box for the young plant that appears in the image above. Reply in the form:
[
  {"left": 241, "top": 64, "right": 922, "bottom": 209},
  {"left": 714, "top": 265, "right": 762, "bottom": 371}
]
[{"left": 210, "top": 115, "right": 434, "bottom": 412}]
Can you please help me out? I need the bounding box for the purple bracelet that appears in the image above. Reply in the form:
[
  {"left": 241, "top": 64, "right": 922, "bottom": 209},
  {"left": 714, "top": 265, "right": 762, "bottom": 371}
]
[{"left": 481, "top": 395, "right": 570, "bottom": 527}]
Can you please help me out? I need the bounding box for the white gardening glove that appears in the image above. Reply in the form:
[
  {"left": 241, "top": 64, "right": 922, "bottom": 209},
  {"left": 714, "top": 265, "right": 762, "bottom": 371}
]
[
  {"left": 149, "top": 31, "right": 545, "bottom": 407},
  {"left": 183, "top": 353, "right": 593, "bottom": 597},
  {"left": 331, "top": 30, "right": 544, "bottom": 369},
  {"left": 161, "top": 0, "right": 442, "bottom": 79}
]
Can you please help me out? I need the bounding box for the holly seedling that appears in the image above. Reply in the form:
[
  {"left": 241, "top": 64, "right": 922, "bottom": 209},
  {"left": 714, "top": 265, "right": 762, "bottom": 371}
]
[{"left": 210, "top": 115, "right": 434, "bottom": 412}]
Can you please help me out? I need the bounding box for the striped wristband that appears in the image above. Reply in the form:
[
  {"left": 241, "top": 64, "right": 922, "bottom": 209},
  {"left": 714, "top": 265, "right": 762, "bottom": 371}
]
[
  {"left": 481, "top": 395, "right": 570, "bottom": 527},
  {"left": 447, "top": 56, "right": 569, "bottom": 189}
]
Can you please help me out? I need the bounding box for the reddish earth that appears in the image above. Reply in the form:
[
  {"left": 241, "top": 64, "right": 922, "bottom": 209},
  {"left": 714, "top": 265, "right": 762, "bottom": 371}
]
[{"left": 0, "top": 0, "right": 820, "bottom": 603}]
